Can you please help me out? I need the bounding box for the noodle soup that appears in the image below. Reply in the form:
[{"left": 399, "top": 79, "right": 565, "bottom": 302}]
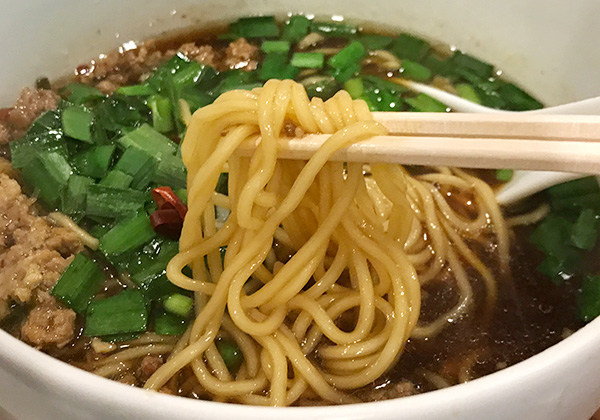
[{"left": 0, "top": 15, "right": 592, "bottom": 406}]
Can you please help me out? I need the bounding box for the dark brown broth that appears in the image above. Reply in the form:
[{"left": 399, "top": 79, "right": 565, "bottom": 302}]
[{"left": 367, "top": 226, "right": 582, "bottom": 396}]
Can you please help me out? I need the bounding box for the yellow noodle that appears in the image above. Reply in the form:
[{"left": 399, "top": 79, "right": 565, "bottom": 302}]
[{"left": 145, "top": 79, "right": 510, "bottom": 406}]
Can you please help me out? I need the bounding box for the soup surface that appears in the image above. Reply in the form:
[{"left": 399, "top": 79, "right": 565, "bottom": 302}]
[{"left": 0, "top": 15, "right": 594, "bottom": 404}]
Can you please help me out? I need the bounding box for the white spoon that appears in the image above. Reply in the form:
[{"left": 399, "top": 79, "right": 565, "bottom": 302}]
[{"left": 397, "top": 79, "right": 600, "bottom": 205}]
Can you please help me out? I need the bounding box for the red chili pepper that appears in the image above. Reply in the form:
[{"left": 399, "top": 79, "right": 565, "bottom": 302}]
[
  {"left": 150, "top": 209, "right": 184, "bottom": 240},
  {"left": 151, "top": 186, "right": 187, "bottom": 219}
]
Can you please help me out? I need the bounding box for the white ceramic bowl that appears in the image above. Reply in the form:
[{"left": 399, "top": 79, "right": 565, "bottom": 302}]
[{"left": 1, "top": 1, "right": 600, "bottom": 419}]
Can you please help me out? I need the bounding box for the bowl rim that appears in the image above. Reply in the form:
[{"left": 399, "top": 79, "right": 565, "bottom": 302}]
[{"left": 1, "top": 313, "right": 599, "bottom": 418}]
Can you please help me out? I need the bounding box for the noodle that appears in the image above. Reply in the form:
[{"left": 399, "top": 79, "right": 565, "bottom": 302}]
[{"left": 144, "top": 79, "right": 509, "bottom": 405}]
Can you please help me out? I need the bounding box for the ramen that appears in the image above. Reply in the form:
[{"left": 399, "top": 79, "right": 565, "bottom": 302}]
[{"left": 0, "top": 15, "right": 594, "bottom": 405}]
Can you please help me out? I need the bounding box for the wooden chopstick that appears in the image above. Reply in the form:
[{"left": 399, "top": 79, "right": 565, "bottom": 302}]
[
  {"left": 372, "top": 112, "right": 600, "bottom": 141},
  {"left": 235, "top": 113, "right": 600, "bottom": 174}
]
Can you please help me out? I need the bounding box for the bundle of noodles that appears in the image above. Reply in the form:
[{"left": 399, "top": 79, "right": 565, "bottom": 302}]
[{"left": 144, "top": 79, "right": 509, "bottom": 405}]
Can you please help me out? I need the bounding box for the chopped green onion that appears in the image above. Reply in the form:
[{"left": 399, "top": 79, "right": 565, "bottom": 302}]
[
  {"left": 497, "top": 83, "right": 543, "bottom": 111},
  {"left": 71, "top": 144, "right": 116, "bottom": 179},
  {"left": 61, "top": 83, "right": 105, "bottom": 104},
  {"left": 147, "top": 95, "right": 174, "bottom": 133},
  {"left": 163, "top": 293, "right": 193, "bottom": 318},
  {"left": 495, "top": 169, "right": 514, "bottom": 182},
  {"left": 455, "top": 83, "right": 481, "bottom": 104},
  {"left": 216, "top": 172, "right": 229, "bottom": 196},
  {"left": 261, "top": 40, "right": 291, "bottom": 54},
  {"left": 390, "top": 34, "right": 430, "bottom": 61},
  {"left": 579, "top": 275, "right": 600, "bottom": 322},
  {"left": 301, "top": 76, "right": 339, "bottom": 100},
  {"left": 9, "top": 135, "right": 66, "bottom": 169},
  {"left": 174, "top": 188, "right": 188, "bottom": 204},
  {"left": 401, "top": 59, "right": 433, "bottom": 82},
  {"left": 343, "top": 78, "right": 364, "bottom": 99},
  {"left": 362, "top": 75, "right": 406, "bottom": 94},
  {"left": 310, "top": 21, "right": 358, "bottom": 37},
  {"left": 154, "top": 311, "right": 188, "bottom": 335},
  {"left": 213, "top": 70, "right": 262, "bottom": 96},
  {"left": 473, "top": 87, "right": 506, "bottom": 109},
  {"left": 146, "top": 274, "right": 185, "bottom": 302},
  {"left": 328, "top": 41, "right": 366, "bottom": 70},
  {"left": 28, "top": 110, "right": 63, "bottom": 136},
  {"left": 89, "top": 223, "right": 113, "bottom": 240},
  {"left": 329, "top": 62, "right": 361, "bottom": 83},
  {"left": 172, "top": 62, "right": 211, "bottom": 88},
  {"left": 215, "top": 338, "right": 243, "bottom": 374},
  {"left": 571, "top": 208, "right": 598, "bottom": 250},
  {"left": 258, "top": 53, "right": 299, "bottom": 81},
  {"left": 91, "top": 95, "right": 149, "bottom": 142},
  {"left": 551, "top": 193, "right": 600, "bottom": 213},
  {"left": 99, "top": 170, "right": 133, "bottom": 189},
  {"left": 86, "top": 185, "right": 147, "bottom": 219},
  {"left": 124, "top": 238, "right": 178, "bottom": 279},
  {"left": 449, "top": 51, "right": 494, "bottom": 79},
  {"left": 530, "top": 214, "right": 573, "bottom": 256},
  {"left": 537, "top": 250, "right": 579, "bottom": 284},
  {"left": 84, "top": 290, "right": 148, "bottom": 337},
  {"left": 60, "top": 175, "right": 94, "bottom": 221},
  {"left": 10, "top": 110, "right": 67, "bottom": 169},
  {"left": 146, "top": 53, "right": 188, "bottom": 90},
  {"left": 99, "top": 212, "right": 156, "bottom": 256},
  {"left": 231, "top": 16, "right": 279, "bottom": 38},
  {"left": 115, "top": 84, "right": 155, "bottom": 96},
  {"left": 118, "top": 124, "right": 177, "bottom": 158},
  {"left": 405, "top": 93, "right": 448, "bottom": 112},
  {"left": 152, "top": 154, "right": 187, "bottom": 190},
  {"left": 291, "top": 52, "right": 325, "bottom": 69},
  {"left": 62, "top": 105, "right": 93, "bottom": 142},
  {"left": 362, "top": 87, "right": 404, "bottom": 112},
  {"left": 51, "top": 253, "right": 104, "bottom": 313},
  {"left": 357, "top": 34, "right": 393, "bottom": 51},
  {"left": 113, "top": 147, "right": 158, "bottom": 190},
  {"left": 180, "top": 88, "right": 214, "bottom": 112},
  {"left": 21, "top": 151, "right": 72, "bottom": 208},
  {"left": 281, "top": 15, "right": 311, "bottom": 43},
  {"left": 422, "top": 55, "right": 453, "bottom": 76},
  {"left": 547, "top": 177, "right": 600, "bottom": 200}
]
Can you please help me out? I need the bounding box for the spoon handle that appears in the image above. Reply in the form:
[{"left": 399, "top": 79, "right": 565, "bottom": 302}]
[{"left": 496, "top": 172, "right": 584, "bottom": 205}]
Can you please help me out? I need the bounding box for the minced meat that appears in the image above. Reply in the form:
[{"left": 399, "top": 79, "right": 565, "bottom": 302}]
[
  {"left": 20, "top": 291, "right": 76, "bottom": 349},
  {"left": 75, "top": 44, "right": 164, "bottom": 91},
  {"left": 0, "top": 87, "right": 60, "bottom": 144},
  {"left": 224, "top": 38, "right": 258, "bottom": 71},
  {"left": 4, "top": 88, "right": 60, "bottom": 139},
  {"left": 0, "top": 169, "right": 82, "bottom": 322},
  {"left": 75, "top": 37, "right": 259, "bottom": 91},
  {"left": 137, "top": 355, "right": 164, "bottom": 383},
  {"left": 0, "top": 122, "right": 10, "bottom": 145},
  {"left": 177, "top": 42, "right": 218, "bottom": 68}
]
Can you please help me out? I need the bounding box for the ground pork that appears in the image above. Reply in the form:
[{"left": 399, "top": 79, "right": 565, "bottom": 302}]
[
  {"left": 20, "top": 291, "right": 76, "bottom": 349},
  {"left": 76, "top": 45, "right": 165, "bottom": 89},
  {"left": 0, "top": 170, "right": 82, "bottom": 321},
  {"left": 76, "top": 37, "right": 258, "bottom": 91},
  {"left": 176, "top": 42, "right": 218, "bottom": 68},
  {"left": 224, "top": 38, "right": 258, "bottom": 71},
  {"left": 5, "top": 88, "right": 60, "bottom": 139},
  {"left": 137, "top": 355, "right": 164, "bottom": 383},
  {"left": 0, "top": 122, "right": 10, "bottom": 145}
]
